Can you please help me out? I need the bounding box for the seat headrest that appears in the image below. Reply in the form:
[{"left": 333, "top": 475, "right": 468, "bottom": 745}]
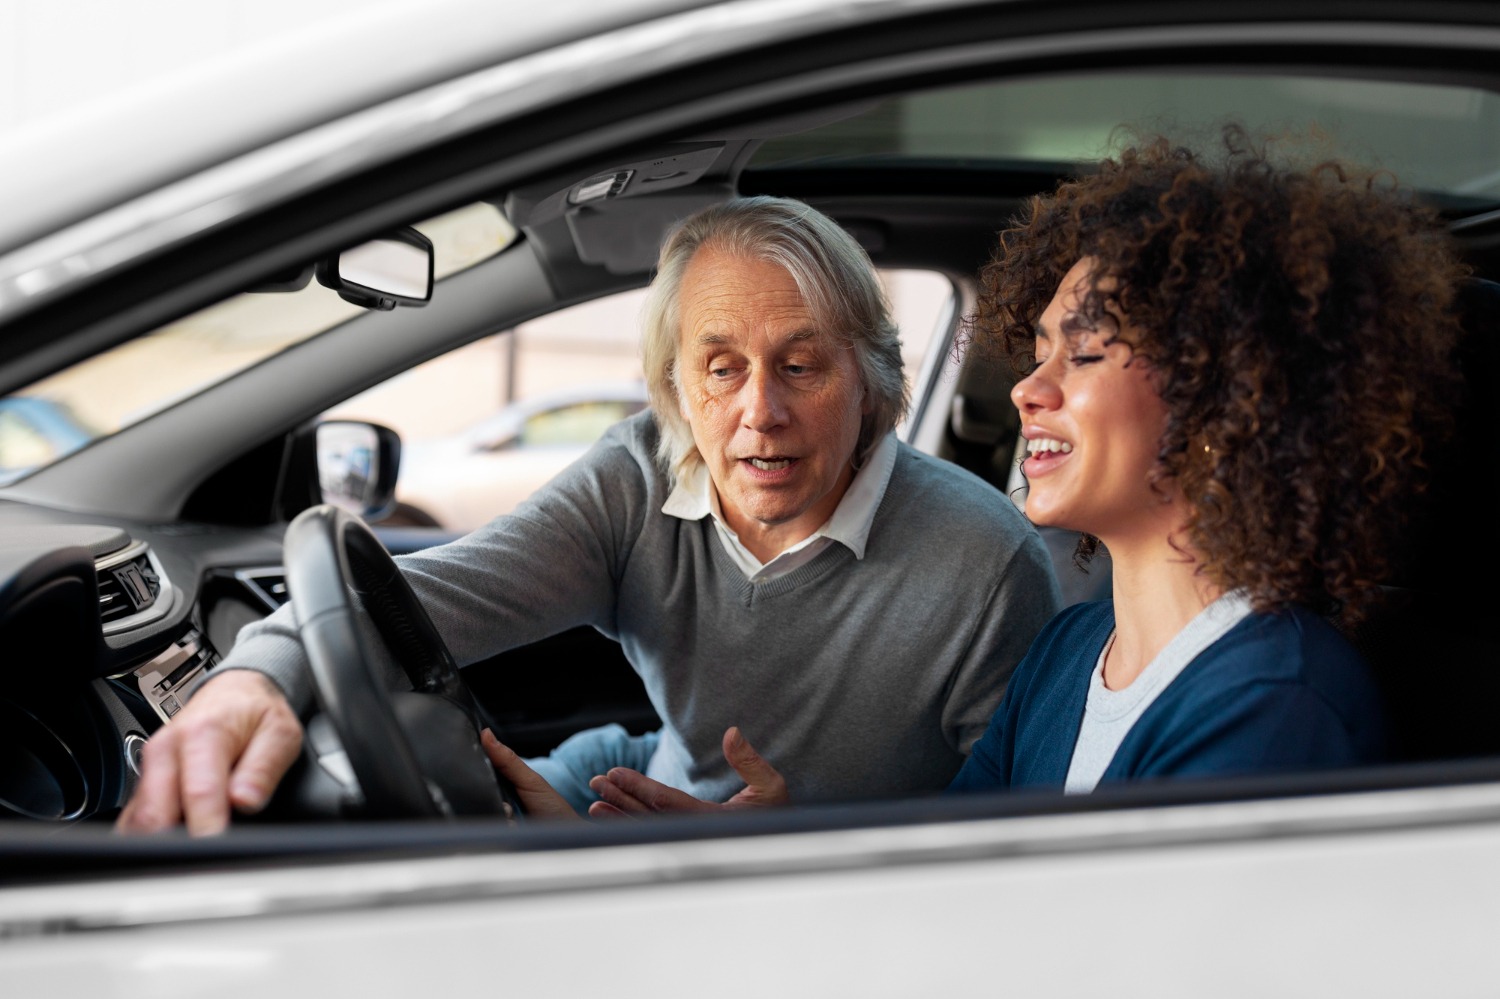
[{"left": 1400, "top": 277, "right": 1500, "bottom": 603}]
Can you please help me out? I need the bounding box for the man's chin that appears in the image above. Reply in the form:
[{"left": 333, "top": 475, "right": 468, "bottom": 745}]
[{"left": 727, "top": 491, "right": 812, "bottom": 528}]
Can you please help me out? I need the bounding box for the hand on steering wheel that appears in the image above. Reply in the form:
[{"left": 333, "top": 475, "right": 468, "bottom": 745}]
[{"left": 284, "top": 504, "right": 521, "bottom": 819}]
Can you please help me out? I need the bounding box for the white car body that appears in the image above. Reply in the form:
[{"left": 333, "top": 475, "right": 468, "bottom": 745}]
[{"left": 0, "top": 2, "right": 1497, "bottom": 996}]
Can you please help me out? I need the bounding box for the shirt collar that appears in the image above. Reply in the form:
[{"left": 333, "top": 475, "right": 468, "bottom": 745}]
[{"left": 660, "top": 433, "right": 899, "bottom": 561}]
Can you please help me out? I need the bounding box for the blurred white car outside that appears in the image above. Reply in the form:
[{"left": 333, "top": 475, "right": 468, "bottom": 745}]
[{"left": 396, "top": 380, "right": 646, "bottom": 532}]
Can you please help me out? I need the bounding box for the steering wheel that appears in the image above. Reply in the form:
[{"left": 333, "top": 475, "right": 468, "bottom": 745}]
[{"left": 281, "top": 504, "right": 520, "bottom": 819}]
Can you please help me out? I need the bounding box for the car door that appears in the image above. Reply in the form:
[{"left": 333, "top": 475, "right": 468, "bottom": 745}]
[{"left": 4, "top": 3, "right": 1500, "bottom": 995}]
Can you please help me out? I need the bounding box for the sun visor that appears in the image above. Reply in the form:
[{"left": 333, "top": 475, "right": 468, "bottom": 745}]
[
  {"left": 565, "top": 185, "right": 734, "bottom": 274},
  {"left": 505, "top": 143, "right": 737, "bottom": 278}
]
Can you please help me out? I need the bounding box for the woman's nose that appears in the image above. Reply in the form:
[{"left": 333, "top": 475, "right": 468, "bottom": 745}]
[
  {"left": 741, "top": 367, "right": 790, "bottom": 431},
  {"left": 1011, "top": 363, "right": 1062, "bottom": 414}
]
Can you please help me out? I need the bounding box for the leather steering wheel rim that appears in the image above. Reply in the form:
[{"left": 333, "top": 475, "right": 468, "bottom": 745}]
[{"left": 283, "top": 504, "right": 505, "bottom": 818}]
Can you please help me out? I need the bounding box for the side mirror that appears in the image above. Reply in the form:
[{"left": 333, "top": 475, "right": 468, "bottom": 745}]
[
  {"left": 316, "top": 227, "right": 433, "bottom": 311},
  {"left": 316, "top": 421, "right": 401, "bottom": 520},
  {"left": 279, "top": 420, "right": 402, "bottom": 522}
]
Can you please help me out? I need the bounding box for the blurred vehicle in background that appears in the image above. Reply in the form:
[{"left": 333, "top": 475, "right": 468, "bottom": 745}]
[
  {"left": 0, "top": 396, "right": 96, "bottom": 485},
  {"left": 397, "top": 381, "right": 646, "bottom": 532}
]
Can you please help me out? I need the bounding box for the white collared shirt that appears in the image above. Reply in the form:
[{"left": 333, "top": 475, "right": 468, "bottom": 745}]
[{"left": 660, "top": 433, "right": 900, "bottom": 583}]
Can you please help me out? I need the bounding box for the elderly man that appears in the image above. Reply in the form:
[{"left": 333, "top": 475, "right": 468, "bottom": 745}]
[{"left": 119, "top": 197, "right": 1060, "bottom": 835}]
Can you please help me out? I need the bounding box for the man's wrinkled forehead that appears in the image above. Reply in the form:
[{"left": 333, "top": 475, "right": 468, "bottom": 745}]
[
  {"left": 691, "top": 326, "right": 820, "bottom": 349},
  {"left": 678, "top": 250, "right": 823, "bottom": 344}
]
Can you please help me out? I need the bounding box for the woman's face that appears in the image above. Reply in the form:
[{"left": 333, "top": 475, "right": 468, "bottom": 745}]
[{"left": 1011, "top": 258, "right": 1173, "bottom": 541}]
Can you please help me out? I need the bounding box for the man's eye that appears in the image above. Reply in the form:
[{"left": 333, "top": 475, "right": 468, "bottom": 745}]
[
  {"left": 784, "top": 364, "right": 808, "bottom": 376},
  {"left": 710, "top": 366, "right": 735, "bottom": 378}
]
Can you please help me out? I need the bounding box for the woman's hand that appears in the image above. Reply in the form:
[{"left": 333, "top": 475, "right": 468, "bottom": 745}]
[
  {"left": 586, "top": 726, "right": 788, "bottom": 818},
  {"left": 480, "top": 728, "right": 583, "bottom": 821}
]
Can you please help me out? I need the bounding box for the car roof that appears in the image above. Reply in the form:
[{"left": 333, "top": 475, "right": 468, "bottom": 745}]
[
  {"left": 0, "top": 0, "right": 704, "bottom": 259},
  {"left": 0, "top": 0, "right": 981, "bottom": 335}
]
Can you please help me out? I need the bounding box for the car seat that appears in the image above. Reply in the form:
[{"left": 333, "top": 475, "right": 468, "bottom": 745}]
[{"left": 1337, "top": 278, "right": 1500, "bottom": 762}]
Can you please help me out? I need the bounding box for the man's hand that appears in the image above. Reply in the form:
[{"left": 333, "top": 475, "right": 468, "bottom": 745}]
[
  {"left": 115, "top": 670, "right": 303, "bottom": 837},
  {"left": 480, "top": 729, "right": 582, "bottom": 821},
  {"left": 587, "top": 726, "right": 788, "bottom": 818}
]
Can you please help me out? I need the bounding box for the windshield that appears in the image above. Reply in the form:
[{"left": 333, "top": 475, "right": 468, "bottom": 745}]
[
  {"left": 751, "top": 71, "right": 1500, "bottom": 208},
  {"left": 0, "top": 202, "right": 516, "bottom": 486}
]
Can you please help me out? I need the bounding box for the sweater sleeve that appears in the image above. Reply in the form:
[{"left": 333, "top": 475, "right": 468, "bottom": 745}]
[
  {"left": 208, "top": 428, "right": 651, "bottom": 715},
  {"left": 939, "top": 528, "right": 1062, "bottom": 755}
]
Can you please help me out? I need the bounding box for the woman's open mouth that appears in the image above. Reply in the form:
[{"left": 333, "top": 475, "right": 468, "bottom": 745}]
[{"left": 1022, "top": 435, "right": 1073, "bottom": 476}]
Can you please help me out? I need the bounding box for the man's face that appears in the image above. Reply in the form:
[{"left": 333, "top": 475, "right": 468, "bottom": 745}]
[{"left": 676, "top": 247, "right": 867, "bottom": 533}]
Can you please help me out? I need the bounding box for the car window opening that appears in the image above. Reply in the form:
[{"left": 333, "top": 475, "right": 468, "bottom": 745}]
[{"left": 5, "top": 56, "right": 1500, "bottom": 854}]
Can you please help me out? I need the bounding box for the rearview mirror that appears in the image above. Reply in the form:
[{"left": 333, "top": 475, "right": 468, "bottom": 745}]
[{"left": 316, "top": 227, "right": 433, "bottom": 310}]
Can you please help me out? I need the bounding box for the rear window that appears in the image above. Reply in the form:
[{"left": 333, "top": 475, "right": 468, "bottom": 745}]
[{"left": 752, "top": 72, "right": 1500, "bottom": 209}]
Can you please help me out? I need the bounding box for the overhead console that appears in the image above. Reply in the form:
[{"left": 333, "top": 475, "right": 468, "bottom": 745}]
[{"left": 504, "top": 141, "right": 757, "bottom": 296}]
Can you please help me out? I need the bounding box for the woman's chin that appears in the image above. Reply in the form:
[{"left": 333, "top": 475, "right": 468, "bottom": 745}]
[{"left": 1023, "top": 496, "right": 1086, "bottom": 534}]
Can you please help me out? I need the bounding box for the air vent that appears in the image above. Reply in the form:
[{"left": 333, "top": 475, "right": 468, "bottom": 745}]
[{"left": 95, "top": 541, "right": 172, "bottom": 633}]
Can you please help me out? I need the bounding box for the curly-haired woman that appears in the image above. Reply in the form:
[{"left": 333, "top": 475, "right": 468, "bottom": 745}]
[{"left": 949, "top": 133, "right": 1466, "bottom": 793}]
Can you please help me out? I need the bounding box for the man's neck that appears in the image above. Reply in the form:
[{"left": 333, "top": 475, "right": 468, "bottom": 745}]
[{"left": 716, "top": 461, "right": 855, "bottom": 564}]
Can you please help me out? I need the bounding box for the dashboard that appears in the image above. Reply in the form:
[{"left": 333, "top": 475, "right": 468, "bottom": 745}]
[
  {"left": 0, "top": 499, "right": 285, "bottom": 822},
  {"left": 0, "top": 495, "right": 654, "bottom": 825}
]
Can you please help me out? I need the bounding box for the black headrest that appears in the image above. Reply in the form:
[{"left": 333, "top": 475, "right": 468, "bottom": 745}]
[{"left": 1401, "top": 278, "right": 1500, "bottom": 604}]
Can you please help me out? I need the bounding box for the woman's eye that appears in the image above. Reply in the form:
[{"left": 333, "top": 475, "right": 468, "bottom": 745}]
[{"left": 1068, "top": 353, "right": 1105, "bottom": 366}]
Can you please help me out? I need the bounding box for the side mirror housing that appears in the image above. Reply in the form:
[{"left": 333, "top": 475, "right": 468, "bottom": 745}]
[
  {"left": 279, "top": 420, "right": 402, "bottom": 522},
  {"left": 316, "top": 227, "right": 434, "bottom": 311}
]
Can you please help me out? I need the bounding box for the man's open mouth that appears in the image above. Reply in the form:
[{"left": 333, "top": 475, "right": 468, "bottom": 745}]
[{"left": 747, "top": 457, "right": 795, "bottom": 471}]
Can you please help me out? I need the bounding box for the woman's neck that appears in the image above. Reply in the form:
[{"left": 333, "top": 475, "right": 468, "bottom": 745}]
[{"left": 1098, "top": 513, "right": 1222, "bottom": 691}]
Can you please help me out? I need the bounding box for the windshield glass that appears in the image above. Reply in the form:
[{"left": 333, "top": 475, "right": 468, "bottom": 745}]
[
  {"left": 0, "top": 202, "right": 516, "bottom": 486},
  {"left": 751, "top": 71, "right": 1500, "bottom": 207}
]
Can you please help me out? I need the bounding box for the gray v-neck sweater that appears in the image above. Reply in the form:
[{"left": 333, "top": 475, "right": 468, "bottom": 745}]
[{"left": 218, "top": 411, "right": 1061, "bottom": 804}]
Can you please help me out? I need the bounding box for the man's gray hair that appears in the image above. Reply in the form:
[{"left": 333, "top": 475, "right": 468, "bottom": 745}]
[{"left": 641, "top": 196, "right": 908, "bottom": 481}]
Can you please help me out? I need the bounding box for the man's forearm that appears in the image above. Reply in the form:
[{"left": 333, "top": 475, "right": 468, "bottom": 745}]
[{"left": 197, "top": 430, "right": 641, "bottom": 711}]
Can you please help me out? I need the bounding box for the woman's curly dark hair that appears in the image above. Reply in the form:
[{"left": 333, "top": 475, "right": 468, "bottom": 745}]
[{"left": 971, "top": 129, "right": 1466, "bottom": 623}]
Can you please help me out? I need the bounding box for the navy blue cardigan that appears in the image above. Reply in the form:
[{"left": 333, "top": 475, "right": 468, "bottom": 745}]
[{"left": 949, "top": 601, "right": 1387, "bottom": 792}]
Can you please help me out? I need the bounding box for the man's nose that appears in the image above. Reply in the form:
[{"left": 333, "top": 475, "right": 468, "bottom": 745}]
[
  {"left": 1011, "top": 362, "right": 1062, "bottom": 414},
  {"left": 741, "top": 365, "right": 790, "bottom": 432}
]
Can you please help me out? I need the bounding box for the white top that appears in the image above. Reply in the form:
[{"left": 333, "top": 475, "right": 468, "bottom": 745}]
[
  {"left": 660, "top": 433, "right": 899, "bottom": 583},
  {"left": 1063, "top": 589, "right": 1255, "bottom": 794}
]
